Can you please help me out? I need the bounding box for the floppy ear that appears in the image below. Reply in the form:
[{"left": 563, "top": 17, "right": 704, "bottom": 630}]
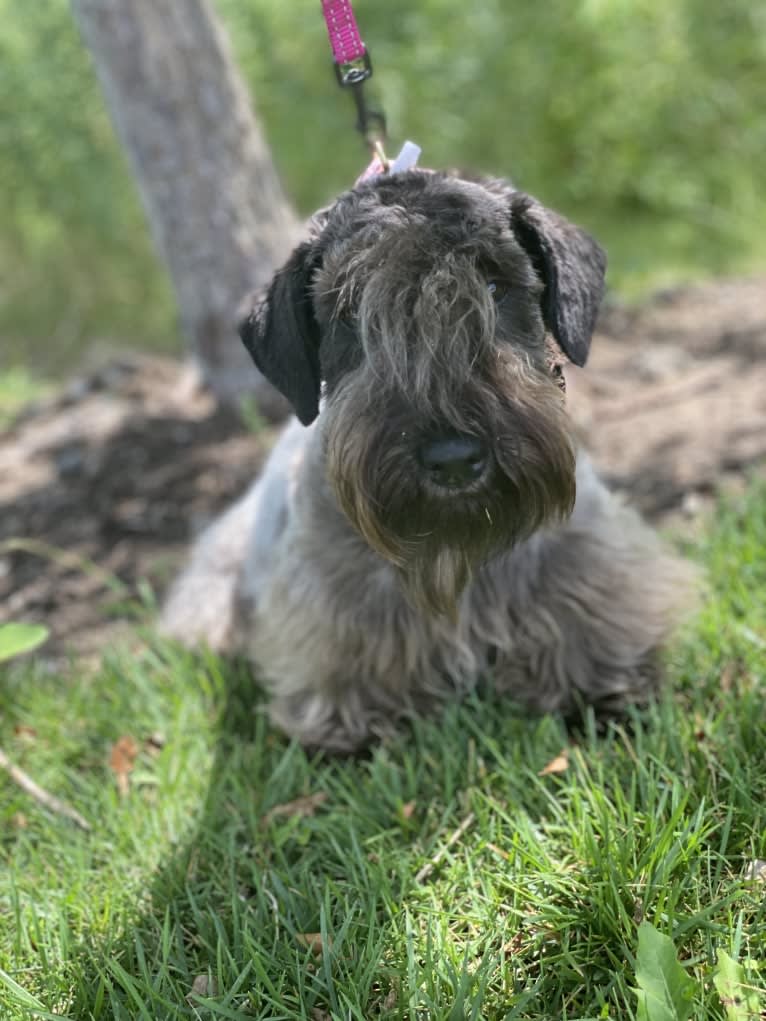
[
  {"left": 510, "top": 194, "right": 606, "bottom": 367},
  {"left": 239, "top": 242, "right": 322, "bottom": 426}
]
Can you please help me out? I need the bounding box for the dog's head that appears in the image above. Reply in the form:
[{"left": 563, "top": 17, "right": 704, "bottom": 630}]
[{"left": 240, "top": 172, "right": 606, "bottom": 614}]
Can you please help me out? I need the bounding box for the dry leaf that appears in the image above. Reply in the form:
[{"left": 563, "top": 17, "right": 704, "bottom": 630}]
[
  {"left": 502, "top": 933, "right": 524, "bottom": 956},
  {"left": 382, "top": 983, "right": 399, "bottom": 1010},
  {"left": 186, "top": 974, "right": 217, "bottom": 1003},
  {"left": 261, "top": 791, "right": 328, "bottom": 826},
  {"left": 401, "top": 800, "right": 416, "bottom": 820},
  {"left": 13, "top": 725, "right": 37, "bottom": 743},
  {"left": 109, "top": 735, "right": 138, "bottom": 797},
  {"left": 311, "top": 1009, "right": 332, "bottom": 1021},
  {"left": 296, "top": 932, "right": 332, "bottom": 955},
  {"left": 538, "top": 748, "right": 570, "bottom": 776},
  {"left": 12, "top": 812, "right": 28, "bottom": 830},
  {"left": 692, "top": 713, "right": 706, "bottom": 742}
]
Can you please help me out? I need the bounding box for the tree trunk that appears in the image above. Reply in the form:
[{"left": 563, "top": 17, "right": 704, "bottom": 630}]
[{"left": 71, "top": 0, "right": 299, "bottom": 414}]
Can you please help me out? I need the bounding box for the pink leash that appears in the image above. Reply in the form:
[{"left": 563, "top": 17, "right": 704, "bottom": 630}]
[
  {"left": 319, "top": 0, "right": 421, "bottom": 180},
  {"left": 320, "top": 0, "right": 370, "bottom": 83}
]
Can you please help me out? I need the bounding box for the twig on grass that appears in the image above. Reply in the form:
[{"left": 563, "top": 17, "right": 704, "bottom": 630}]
[
  {"left": 415, "top": 811, "right": 476, "bottom": 883},
  {"left": 0, "top": 745, "right": 91, "bottom": 831},
  {"left": 486, "top": 841, "right": 511, "bottom": 861}
]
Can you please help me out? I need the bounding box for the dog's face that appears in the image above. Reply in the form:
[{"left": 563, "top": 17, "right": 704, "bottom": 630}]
[{"left": 241, "top": 172, "right": 606, "bottom": 614}]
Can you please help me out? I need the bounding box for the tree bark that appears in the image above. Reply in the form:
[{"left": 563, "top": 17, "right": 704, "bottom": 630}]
[{"left": 71, "top": 0, "right": 299, "bottom": 414}]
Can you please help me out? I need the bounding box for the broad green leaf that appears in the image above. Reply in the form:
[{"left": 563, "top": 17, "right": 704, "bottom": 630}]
[
  {"left": 0, "top": 622, "right": 49, "bottom": 663},
  {"left": 634, "top": 921, "right": 696, "bottom": 1021},
  {"left": 713, "top": 950, "right": 762, "bottom": 1021}
]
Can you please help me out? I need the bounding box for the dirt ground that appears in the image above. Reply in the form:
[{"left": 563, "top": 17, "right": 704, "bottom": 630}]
[{"left": 1, "top": 275, "right": 765, "bottom": 657}]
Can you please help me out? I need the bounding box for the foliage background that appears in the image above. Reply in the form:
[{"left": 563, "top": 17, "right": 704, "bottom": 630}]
[{"left": 1, "top": 0, "right": 764, "bottom": 373}]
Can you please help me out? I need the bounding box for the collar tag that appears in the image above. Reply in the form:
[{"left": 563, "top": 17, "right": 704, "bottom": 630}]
[{"left": 356, "top": 140, "right": 421, "bottom": 185}]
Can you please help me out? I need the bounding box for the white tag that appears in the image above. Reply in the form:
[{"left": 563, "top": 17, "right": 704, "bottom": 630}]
[{"left": 389, "top": 140, "right": 422, "bottom": 174}]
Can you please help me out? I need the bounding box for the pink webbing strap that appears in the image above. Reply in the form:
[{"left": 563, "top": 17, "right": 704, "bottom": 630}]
[{"left": 320, "top": 0, "right": 367, "bottom": 70}]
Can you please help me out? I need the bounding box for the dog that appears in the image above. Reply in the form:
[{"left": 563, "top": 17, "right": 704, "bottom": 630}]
[{"left": 161, "top": 169, "right": 697, "bottom": 752}]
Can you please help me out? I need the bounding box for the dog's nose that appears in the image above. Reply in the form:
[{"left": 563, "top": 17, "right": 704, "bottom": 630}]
[{"left": 418, "top": 436, "right": 487, "bottom": 488}]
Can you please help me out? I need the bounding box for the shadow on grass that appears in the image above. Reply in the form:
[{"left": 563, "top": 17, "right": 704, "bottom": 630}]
[{"left": 53, "top": 644, "right": 584, "bottom": 1020}]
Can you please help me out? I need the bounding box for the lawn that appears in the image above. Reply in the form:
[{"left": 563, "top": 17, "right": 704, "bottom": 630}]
[{"left": 1, "top": 481, "right": 765, "bottom": 1020}]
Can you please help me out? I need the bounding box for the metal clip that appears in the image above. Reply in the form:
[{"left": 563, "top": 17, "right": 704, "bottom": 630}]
[{"left": 334, "top": 49, "right": 373, "bottom": 87}]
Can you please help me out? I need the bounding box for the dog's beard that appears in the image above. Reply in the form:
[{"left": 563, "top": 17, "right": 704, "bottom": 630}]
[{"left": 324, "top": 367, "right": 577, "bottom": 616}]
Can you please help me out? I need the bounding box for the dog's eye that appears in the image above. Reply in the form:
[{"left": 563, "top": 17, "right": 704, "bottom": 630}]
[{"left": 487, "top": 281, "right": 509, "bottom": 304}]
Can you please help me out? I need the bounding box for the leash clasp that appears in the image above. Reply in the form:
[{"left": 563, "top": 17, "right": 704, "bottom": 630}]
[
  {"left": 334, "top": 49, "right": 373, "bottom": 87},
  {"left": 349, "top": 82, "right": 387, "bottom": 152}
]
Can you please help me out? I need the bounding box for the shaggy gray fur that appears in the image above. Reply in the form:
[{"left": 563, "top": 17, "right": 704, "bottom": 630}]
[{"left": 162, "top": 170, "right": 697, "bottom": 752}]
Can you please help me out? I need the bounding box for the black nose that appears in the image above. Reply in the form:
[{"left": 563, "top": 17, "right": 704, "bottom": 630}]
[{"left": 418, "top": 435, "right": 488, "bottom": 488}]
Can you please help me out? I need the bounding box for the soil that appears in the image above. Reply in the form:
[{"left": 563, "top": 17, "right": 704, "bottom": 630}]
[{"left": 2, "top": 276, "right": 765, "bottom": 658}]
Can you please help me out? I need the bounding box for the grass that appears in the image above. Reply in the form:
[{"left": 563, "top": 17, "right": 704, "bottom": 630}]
[
  {"left": 1, "top": 481, "right": 765, "bottom": 1019},
  {"left": 0, "top": 369, "right": 50, "bottom": 431}
]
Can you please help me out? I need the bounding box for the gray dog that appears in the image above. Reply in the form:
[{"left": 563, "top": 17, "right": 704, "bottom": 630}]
[{"left": 162, "top": 169, "right": 697, "bottom": 752}]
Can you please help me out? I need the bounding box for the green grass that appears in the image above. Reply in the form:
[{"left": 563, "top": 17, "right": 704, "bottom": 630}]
[
  {"left": 1, "top": 481, "right": 765, "bottom": 1019},
  {"left": 0, "top": 369, "right": 50, "bottom": 431}
]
